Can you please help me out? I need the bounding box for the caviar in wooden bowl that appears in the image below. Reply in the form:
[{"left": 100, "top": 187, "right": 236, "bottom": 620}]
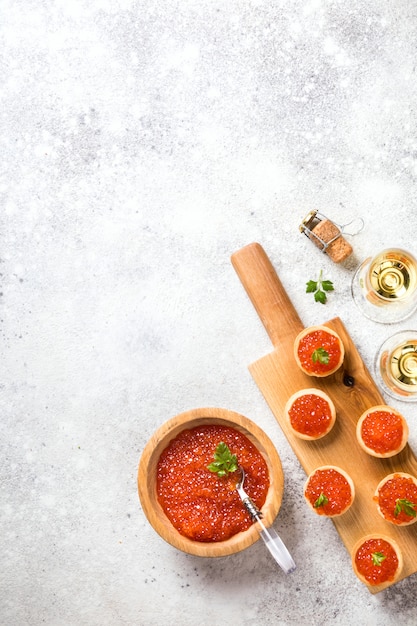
[
  {"left": 284, "top": 388, "right": 336, "bottom": 440},
  {"left": 356, "top": 405, "right": 409, "bottom": 458},
  {"left": 304, "top": 465, "right": 355, "bottom": 517},
  {"left": 294, "top": 325, "right": 345, "bottom": 377},
  {"left": 374, "top": 472, "right": 417, "bottom": 526},
  {"left": 352, "top": 535, "right": 403, "bottom": 588},
  {"left": 138, "top": 407, "right": 284, "bottom": 556}
]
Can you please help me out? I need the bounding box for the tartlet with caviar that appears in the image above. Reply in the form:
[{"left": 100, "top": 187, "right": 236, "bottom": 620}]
[
  {"left": 294, "top": 325, "right": 345, "bottom": 377},
  {"left": 356, "top": 405, "right": 408, "bottom": 458},
  {"left": 284, "top": 388, "right": 336, "bottom": 440},
  {"left": 374, "top": 472, "right": 417, "bottom": 526},
  {"left": 352, "top": 535, "right": 403, "bottom": 587},
  {"left": 304, "top": 465, "right": 355, "bottom": 517}
]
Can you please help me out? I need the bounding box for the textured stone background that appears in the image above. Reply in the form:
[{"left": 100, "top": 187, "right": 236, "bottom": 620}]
[{"left": 2, "top": 1, "right": 417, "bottom": 624}]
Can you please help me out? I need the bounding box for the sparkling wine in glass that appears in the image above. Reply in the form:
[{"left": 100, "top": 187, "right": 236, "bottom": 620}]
[
  {"left": 375, "top": 330, "right": 417, "bottom": 402},
  {"left": 351, "top": 248, "right": 417, "bottom": 323}
]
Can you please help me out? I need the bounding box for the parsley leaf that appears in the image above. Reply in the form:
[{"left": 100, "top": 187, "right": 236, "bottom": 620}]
[
  {"left": 312, "top": 347, "right": 330, "bottom": 364},
  {"left": 306, "top": 280, "right": 318, "bottom": 293},
  {"left": 372, "top": 552, "right": 386, "bottom": 566},
  {"left": 315, "top": 290, "right": 327, "bottom": 304},
  {"left": 314, "top": 492, "right": 329, "bottom": 508},
  {"left": 306, "top": 270, "right": 334, "bottom": 304},
  {"left": 207, "top": 442, "right": 238, "bottom": 477},
  {"left": 321, "top": 280, "right": 334, "bottom": 292},
  {"left": 394, "top": 498, "right": 417, "bottom": 518}
]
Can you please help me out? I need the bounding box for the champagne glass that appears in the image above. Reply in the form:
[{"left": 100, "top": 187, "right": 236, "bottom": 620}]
[
  {"left": 351, "top": 248, "right": 417, "bottom": 323},
  {"left": 375, "top": 330, "right": 417, "bottom": 402}
]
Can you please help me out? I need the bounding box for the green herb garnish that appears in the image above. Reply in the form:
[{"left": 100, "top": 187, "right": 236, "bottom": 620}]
[
  {"left": 372, "top": 551, "right": 386, "bottom": 566},
  {"left": 312, "top": 347, "right": 330, "bottom": 364},
  {"left": 314, "top": 492, "right": 329, "bottom": 508},
  {"left": 306, "top": 270, "right": 334, "bottom": 304},
  {"left": 207, "top": 442, "right": 238, "bottom": 477},
  {"left": 394, "top": 498, "right": 417, "bottom": 518}
]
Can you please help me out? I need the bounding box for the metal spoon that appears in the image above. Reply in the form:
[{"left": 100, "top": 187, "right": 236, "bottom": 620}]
[{"left": 236, "top": 465, "right": 296, "bottom": 574}]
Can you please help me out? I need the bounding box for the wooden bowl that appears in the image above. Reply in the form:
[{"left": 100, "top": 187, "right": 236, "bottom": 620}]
[{"left": 138, "top": 407, "right": 284, "bottom": 557}]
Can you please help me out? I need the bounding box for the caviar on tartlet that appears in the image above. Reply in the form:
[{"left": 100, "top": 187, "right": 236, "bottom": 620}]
[
  {"left": 356, "top": 405, "right": 408, "bottom": 458},
  {"left": 284, "top": 388, "right": 336, "bottom": 440},
  {"left": 294, "top": 325, "right": 345, "bottom": 377},
  {"left": 304, "top": 465, "right": 355, "bottom": 517},
  {"left": 374, "top": 472, "right": 417, "bottom": 526},
  {"left": 352, "top": 535, "right": 403, "bottom": 587}
]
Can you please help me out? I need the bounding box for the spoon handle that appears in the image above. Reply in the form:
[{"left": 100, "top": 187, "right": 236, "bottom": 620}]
[{"left": 257, "top": 519, "right": 296, "bottom": 575}]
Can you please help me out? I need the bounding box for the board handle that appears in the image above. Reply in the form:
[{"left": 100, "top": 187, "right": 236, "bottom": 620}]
[{"left": 231, "top": 242, "right": 303, "bottom": 347}]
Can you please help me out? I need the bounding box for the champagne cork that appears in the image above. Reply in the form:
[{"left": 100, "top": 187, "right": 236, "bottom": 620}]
[{"left": 300, "top": 211, "right": 353, "bottom": 264}]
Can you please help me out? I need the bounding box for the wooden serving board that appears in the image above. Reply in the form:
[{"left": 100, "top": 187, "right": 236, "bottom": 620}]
[{"left": 231, "top": 242, "right": 417, "bottom": 593}]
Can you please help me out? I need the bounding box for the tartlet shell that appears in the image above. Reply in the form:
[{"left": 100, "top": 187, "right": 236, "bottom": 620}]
[
  {"left": 351, "top": 534, "right": 403, "bottom": 586},
  {"left": 374, "top": 472, "right": 417, "bottom": 526},
  {"left": 356, "top": 405, "right": 408, "bottom": 458},
  {"left": 294, "top": 325, "right": 345, "bottom": 377},
  {"left": 284, "top": 388, "right": 336, "bottom": 440},
  {"left": 304, "top": 464, "right": 355, "bottom": 517}
]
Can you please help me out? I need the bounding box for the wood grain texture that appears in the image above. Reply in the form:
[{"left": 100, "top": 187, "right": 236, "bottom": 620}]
[
  {"left": 138, "top": 407, "right": 284, "bottom": 557},
  {"left": 231, "top": 242, "right": 303, "bottom": 347},
  {"left": 232, "top": 242, "right": 417, "bottom": 593}
]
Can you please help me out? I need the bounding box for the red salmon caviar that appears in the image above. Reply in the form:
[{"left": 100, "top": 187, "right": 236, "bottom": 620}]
[
  {"left": 294, "top": 326, "right": 344, "bottom": 377},
  {"left": 156, "top": 425, "right": 269, "bottom": 542},
  {"left": 353, "top": 536, "right": 402, "bottom": 586},
  {"left": 285, "top": 388, "right": 336, "bottom": 440},
  {"left": 356, "top": 406, "right": 408, "bottom": 458},
  {"left": 375, "top": 472, "right": 417, "bottom": 525},
  {"left": 304, "top": 466, "right": 354, "bottom": 517}
]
